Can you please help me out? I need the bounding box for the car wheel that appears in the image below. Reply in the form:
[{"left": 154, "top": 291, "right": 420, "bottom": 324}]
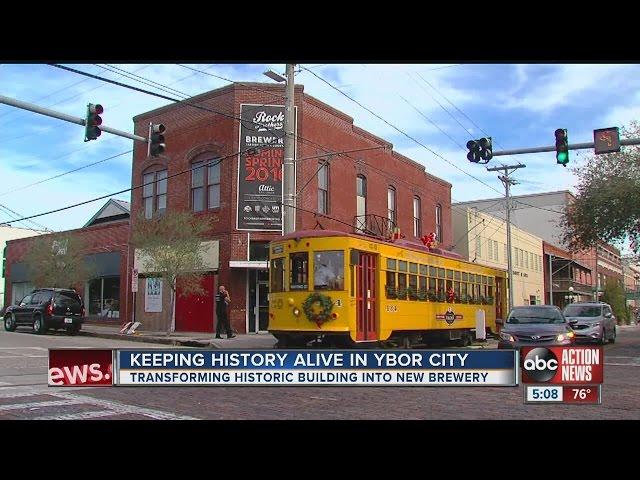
[
  {"left": 32, "top": 315, "right": 47, "bottom": 335},
  {"left": 609, "top": 326, "right": 616, "bottom": 344},
  {"left": 599, "top": 327, "right": 608, "bottom": 345},
  {"left": 4, "top": 314, "right": 17, "bottom": 332}
]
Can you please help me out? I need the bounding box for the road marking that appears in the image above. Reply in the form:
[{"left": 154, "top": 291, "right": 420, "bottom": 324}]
[
  {"left": 32, "top": 410, "right": 129, "bottom": 420},
  {"left": 605, "top": 363, "right": 640, "bottom": 367},
  {"left": 0, "top": 399, "right": 84, "bottom": 411},
  {"left": 0, "top": 347, "right": 47, "bottom": 351}
]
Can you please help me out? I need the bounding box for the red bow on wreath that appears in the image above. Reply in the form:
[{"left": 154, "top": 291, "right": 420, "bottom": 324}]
[{"left": 447, "top": 287, "right": 455, "bottom": 303}]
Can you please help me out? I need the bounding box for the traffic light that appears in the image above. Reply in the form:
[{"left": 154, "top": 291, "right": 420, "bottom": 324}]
[
  {"left": 555, "top": 128, "right": 569, "bottom": 166},
  {"left": 148, "top": 123, "right": 166, "bottom": 157},
  {"left": 466, "top": 137, "right": 492, "bottom": 164},
  {"left": 479, "top": 137, "right": 493, "bottom": 162},
  {"left": 467, "top": 140, "right": 481, "bottom": 163},
  {"left": 84, "top": 103, "right": 103, "bottom": 141}
]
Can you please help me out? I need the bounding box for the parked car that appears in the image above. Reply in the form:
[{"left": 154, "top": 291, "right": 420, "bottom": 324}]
[
  {"left": 3, "top": 288, "right": 85, "bottom": 335},
  {"left": 497, "top": 305, "right": 575, "bottom": 349},
  {"left": 563, "top": 302, "right": 616, "bottom": 344}
]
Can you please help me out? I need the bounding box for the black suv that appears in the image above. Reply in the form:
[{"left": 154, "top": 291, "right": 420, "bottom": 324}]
[{"left": 3, "top": 288, "right": 85, "bottom": 335}]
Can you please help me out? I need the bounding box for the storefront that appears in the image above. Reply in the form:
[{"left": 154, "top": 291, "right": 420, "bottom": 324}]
[
  {"left": 230, "top": 241, "right": 270, "bottom": 334},
  {"left": 84, "top": 252, "right": 122, "bottom": 320}
]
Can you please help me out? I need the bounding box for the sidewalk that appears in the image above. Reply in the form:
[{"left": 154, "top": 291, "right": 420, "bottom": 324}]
[{"left": 79, "top": 324, "right": 278, "bottom": 349}]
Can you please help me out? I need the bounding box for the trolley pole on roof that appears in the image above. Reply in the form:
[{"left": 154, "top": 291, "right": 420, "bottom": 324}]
[{"left": 487, "top": 163, "right": 526, "bottom": 313}]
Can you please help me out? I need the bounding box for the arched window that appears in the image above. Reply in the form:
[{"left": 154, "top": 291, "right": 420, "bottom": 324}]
[
  {"left": 387, "top": 186, "right": 396, "bottom": 228},
  {"left": 413, "top": 196, "right": 421, "bottom": 237},
  {"left": 191, "top": 157, "right": 221, "bottom": 212},
  {"left": 142, "top": 167, "right": 167, "bottom": 219},
  {"left": 317, "top": 161, "right": 329, "bottom": 214},
  {"left": 435, "top": 203, "right": 442, "bottom": 242},
  {"left": 356, "top": 175, "right": 366, "bottom": 232}
]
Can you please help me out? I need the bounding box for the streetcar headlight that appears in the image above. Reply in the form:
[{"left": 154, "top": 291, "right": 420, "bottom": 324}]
[
  {"left": 288, "top": 298, "right": 295, "bottom": 306},
  {"left": 293, "top": 308, "right": 300, "bottom": 317},
  {"left": 500, "top": 332, "right": 515, "bottom": 342}
]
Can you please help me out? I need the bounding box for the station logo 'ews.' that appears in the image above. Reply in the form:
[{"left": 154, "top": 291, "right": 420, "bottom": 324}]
[
  {"left": 522, "top": 347, "right": 603, "bottom": 384},
  {"left": 48, "top": 349, "right": 113, "bottom": 387}
]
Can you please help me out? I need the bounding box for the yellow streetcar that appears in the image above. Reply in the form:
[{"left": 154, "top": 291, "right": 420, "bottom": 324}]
[{"left": 268, "top": 230, "right": 507, "bottom": 348}]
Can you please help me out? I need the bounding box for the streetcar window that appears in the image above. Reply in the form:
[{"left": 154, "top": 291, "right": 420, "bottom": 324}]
[
  {"left": 438, "top": 268, "right": 445, "bottom": 278},
  {"left": 387, "top": 258, "right": 397, "bottom": 270},
  {"left": 454, "top": 281, "right": 461, "bottom": 302},
  {"left": 462, "top": 272, "right": 469, "bottom": 282},
  {"left": 409, "top": 275, "right": 418, "bottom": 299},
  {"left": 419, "top": 264, "right": 427, "bottom": 276},
  {"left": 398, "top": 261, "right": 408, "bottom": 272},
  {"left": 270, "top": 258, "right": 285, "bottom": 293},
  {"left": 428, "top": 277, "right": 436, "bottom": 292},
  {"left": 481, "top": 275, "right": 487, "bottom": 285},
  {"left": 409, "top": 262, "right": 418, "bottom": 274},
  {"left": 437, "top": 279, "right": 445, "bottom": 297},
  {"left": 454, "top": 271, "right": 461, "bottom": 281},
  {"left": 313, "top": 251, "right": 344, "bottom": 290},
  {"left": 446, "top": 269, "right": 454, "bottom": 280},
  {"left": 386, "top": 271, "right": 396, "bottom": 298},
  {"left": 419, "top": 276, "right": 427, "bottom": 291},
  {"left": 290, "top": 252, "right": 309, "bottom": 290},
  {"left": 350, "top": 265, "right": 355, "bottom": 296},
  {"left": 488, "top": 276, "right": 494, "bottom": 286},
  {"left": 461, "top": 282, "right": 468, "bottom": 300},
  {"left": 469, "top": 274, "right": 476, "bottom": 283}
]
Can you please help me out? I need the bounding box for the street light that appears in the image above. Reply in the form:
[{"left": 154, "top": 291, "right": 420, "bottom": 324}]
[
  {"left": 569, "top": 286, "right": 575, "bottom": 303},
  {"left": 263, "top": 69, "right": 286, "bottom": 83}
]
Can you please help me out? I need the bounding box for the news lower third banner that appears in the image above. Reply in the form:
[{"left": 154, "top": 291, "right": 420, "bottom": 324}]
[{"left": 48, "top": 349, "right": 518, "bottom": 387}]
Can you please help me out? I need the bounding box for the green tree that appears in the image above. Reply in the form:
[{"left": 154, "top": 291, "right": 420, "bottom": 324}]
[
  {"left": 23, "top": 233, "right": 93, "bottom": 289},
  {"left": 132, "top": 211, "right": 214, "bottom": 334},
  {"left": 601, "top": 278, "right": 628, "bottom": 324},
  {"left": 561, "top": 122, "right": 640, "bottom": 260}
]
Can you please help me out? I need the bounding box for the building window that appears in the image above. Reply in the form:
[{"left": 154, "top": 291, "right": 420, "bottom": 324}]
[
  {"left": 488, "top": 239, "right": 493, "bottom": 260},
  {"left": 413, "top": 196, "right": 421, "bottom": 237},
  {"left": 387, "top": 186, "right": 396, "bottom": 228},
  {"left": 87, "top": 277, "right": 120, "bottom": 319},
  {"left": 318, "top": 161, "right": 329, "bottom": 214},
  {"left": 494, "top": 242, "right": 499, "bottom": 262},
  {"left": 356, "top": 175, "right": 367, "bottom": 232},
  {"left": 435, "top": 204, "right": 442, "bottom": 242},
  {"left": 192, "top": 159, "right": 221, "bottom": 212},
  {"left": 142, "top": 168, "right": 167, "bottom": 219}
]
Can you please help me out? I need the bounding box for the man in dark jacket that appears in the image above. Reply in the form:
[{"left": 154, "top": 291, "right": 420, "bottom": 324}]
[{"left": 215, "top": 285, "right": 235, "bottom": 339}]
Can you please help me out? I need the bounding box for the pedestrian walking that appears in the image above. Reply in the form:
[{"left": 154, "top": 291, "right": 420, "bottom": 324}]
[{"left": 215, "top": 285, "right": 235, "bottom": 339}]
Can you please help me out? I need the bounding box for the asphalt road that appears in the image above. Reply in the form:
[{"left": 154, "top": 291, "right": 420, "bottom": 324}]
[{"left": 1, "top": 326, "right": 639, "bottom": 420}]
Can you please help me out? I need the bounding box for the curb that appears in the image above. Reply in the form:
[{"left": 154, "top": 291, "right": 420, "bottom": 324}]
[{"left": 79, "top": 330, "right": 213, "bottom": 348}]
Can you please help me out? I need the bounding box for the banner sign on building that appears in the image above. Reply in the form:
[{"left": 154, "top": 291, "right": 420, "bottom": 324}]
[
  {"left": 145, "top": 277, "right": 163, "bottom": 313},
  {"left": 236, "top": 104, "right": 297, "bottom": 231}
]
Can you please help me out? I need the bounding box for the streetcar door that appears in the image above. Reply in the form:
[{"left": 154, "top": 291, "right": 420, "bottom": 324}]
[{"left": 356, "top": 252, "right": 377, "bottom": 341}]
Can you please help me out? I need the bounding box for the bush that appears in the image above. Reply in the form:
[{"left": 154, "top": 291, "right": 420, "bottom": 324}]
[{"left": 601, "top": 278, "right": 629, "bottom": 324}]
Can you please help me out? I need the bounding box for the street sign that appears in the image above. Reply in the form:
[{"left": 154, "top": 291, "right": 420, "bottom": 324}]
[
  {"left": 594, "top": 127, "right": 621, "bottom": 154},
  {"left": 132, "top": 268, "right": 139, "bottom": 293}
]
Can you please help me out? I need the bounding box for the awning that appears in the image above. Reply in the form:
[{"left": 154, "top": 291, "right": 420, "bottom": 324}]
[{"left": 229, "top": 261, "right": 268, "bottom": 269}]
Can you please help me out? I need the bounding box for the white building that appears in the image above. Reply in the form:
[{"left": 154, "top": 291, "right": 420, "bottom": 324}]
[{"left": 451, "top": 206, "right": 545, "bottom": 306}]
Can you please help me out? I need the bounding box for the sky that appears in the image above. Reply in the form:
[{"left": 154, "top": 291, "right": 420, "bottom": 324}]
[{"left": 0, "top": 63, "right": 638, "bottom": 250}]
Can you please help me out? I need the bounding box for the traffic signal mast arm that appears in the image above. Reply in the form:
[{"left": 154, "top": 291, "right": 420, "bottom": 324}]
[
  {"left": 0, "top": 94, "right": 148, "bottom": 144},
  {"left": 491, "top": 138, "right": 640, "bottom": 156}
]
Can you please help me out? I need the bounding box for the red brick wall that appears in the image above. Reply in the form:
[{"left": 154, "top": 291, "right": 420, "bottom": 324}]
[
  {"left": 130, "top": 83, "right": 453, "bottom": 332},
  {"left": 4, "top": 221, "right": 130, "bottom": 322}
]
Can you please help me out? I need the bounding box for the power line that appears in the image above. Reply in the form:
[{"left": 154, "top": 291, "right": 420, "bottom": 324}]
[
  {"left": 0, "top": 150, "right": 133, "bottom": 197},
  {"left": 300, "top": 65, "right": 506, "bottom": 198},
  {"left": 0, "top": 146, "right": 253, "bottom": 227},
  {"left": 0, "top": 203, "right": 52, "bottom": 231}
]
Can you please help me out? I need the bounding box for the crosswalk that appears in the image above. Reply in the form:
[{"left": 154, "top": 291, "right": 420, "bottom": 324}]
[{"left": 0, "top": 345, "right": 197, "bottom": 420}]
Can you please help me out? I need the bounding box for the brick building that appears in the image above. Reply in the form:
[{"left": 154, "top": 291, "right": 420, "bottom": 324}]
[
  {"left": 130, "top": 82, "right": 452, "bottom": 334},
  {"left": 3, "top": 199, "right": 130, "bottom": 322}
]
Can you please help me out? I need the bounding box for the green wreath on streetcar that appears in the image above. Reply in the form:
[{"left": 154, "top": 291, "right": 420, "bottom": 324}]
[{"left": 302, "top": 292, "right": 334, "bottom": 327}]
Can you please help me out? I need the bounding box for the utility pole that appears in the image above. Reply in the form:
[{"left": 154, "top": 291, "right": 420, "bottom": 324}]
[
  {"left": 549, "top": 254, "right": 554, "bottom": 306},
  {"left": 283, "top": 64, "right": 296, "bottom": 235},
  {"left": 487, "top": 163, "right": 526, "bottom": 312}
]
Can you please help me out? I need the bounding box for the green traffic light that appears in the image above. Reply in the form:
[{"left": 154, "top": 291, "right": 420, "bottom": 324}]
[{"left": 557, "top": 151, "right": 569, "bottom": 164}]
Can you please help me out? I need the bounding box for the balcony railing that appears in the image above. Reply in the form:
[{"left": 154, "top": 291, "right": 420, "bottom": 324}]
[
  {"left": 553, "top": 278, "right": 593, "bottom": 294},
  {"left": 353, "top": 214, "right": 396, "bottom": 239}
]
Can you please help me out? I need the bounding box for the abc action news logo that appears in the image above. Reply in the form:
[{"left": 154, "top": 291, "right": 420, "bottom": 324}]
[
  {"left": 48, "top": 349, "right": 113, "bottom": 386},
  {"left": 521, "top": 346, "right": 603, "bottom": 384}
]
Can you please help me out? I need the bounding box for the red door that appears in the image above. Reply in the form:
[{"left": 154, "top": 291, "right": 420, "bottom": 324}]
[
  {"left": 175, "top": 274, "right": 215, "bottom": 332},
  {"left": 356, "top": 253, "right": 377, "bottom": 341}
]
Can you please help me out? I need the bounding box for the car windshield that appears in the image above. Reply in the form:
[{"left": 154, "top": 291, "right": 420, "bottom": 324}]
[
  {"left": 507, "top": 307, "right": 564, "bottom": 324},
  {"left": 563, "top": 305, "right": 601, "bottom": 317}
]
